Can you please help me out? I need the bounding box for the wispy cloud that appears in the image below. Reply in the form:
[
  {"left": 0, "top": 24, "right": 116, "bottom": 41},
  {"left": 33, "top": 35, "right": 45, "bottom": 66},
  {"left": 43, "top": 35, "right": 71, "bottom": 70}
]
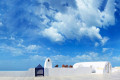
[
  {"left": 0, "top": 44, "right": 41, "bottom": 56},
  {"left": 0, "top": 44, "right": 23, "bottom": 56},
  {"left": 101, "top": 37, "right": 109, "bottom": 46},
  {"left": 27, "top": 51, "right": 120, "bottom": 66},
  {"left": 112, "top": 56, "right": 120, "bottom": 61},
  {"left": 95, "top": 42, "right": 99, "bottom": 47},
  {"left": 102, "top": 48, "right": 109, "bottom": 52},
  {"left": 26, "top": 45, "right": 41, "bottom": 50},
  {"left": 0, "top": 22, "right": 2, "bottom": 26}
]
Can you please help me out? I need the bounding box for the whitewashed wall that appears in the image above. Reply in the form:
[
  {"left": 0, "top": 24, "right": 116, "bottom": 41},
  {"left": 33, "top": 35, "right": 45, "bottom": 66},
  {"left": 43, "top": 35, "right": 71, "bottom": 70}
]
[
  {"left": 44, "top": 67, "right": 91, "bottom": 76},
  {"left": 0, "top": 68, "right": 35, "bottom": 77},
  {"left": 73, "top": 62, "right": 112, "bottom": 74}
]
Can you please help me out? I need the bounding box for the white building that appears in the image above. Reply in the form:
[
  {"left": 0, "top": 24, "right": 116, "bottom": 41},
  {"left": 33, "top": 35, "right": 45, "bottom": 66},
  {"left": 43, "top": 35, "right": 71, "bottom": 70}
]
[
  {"left": 73, "top": 62, "right": 112, "bottom": 74},
  {"left": 0, "top": 58, "right": 113, "bottom": 77},
  {"left": 43, "top": 58, "right": 112, "bottom": 76},
  {"left": 44, "top": 58, "right": 91, "bottom": 76}
]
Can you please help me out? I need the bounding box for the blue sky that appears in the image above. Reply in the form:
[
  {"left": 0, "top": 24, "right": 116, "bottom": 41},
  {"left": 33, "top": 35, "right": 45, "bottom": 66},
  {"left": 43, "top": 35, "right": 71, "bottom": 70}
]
[{"left": 0, "top": 0, "right": 120, "bottom": 71}]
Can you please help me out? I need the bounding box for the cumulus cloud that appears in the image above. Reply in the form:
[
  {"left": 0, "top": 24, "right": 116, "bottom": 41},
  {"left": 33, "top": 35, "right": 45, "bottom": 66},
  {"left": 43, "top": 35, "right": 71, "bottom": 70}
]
[
  {"left": 42, "top": 27, "right": 64, "bottom": 41},
  {"left": 41, "top": 0, "right": 115, "bottom": 44},
  {"left": 0, "top": 0, "right": 115, "bottom": 45}
]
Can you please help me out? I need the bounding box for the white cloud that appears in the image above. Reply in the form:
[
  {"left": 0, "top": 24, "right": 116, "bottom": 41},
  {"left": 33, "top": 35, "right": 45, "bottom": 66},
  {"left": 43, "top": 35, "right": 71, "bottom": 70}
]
[
  {"left": 100, "top": 0, "right": 115, "bottom": 27},
  {"left": 0, "top": 44, "right": 41, "bottom": 56},
  {"left": 29, "top": 55, "right": 47, "bottom": 61},
  {"left": 10, "top": 36, "right": 15, "bottom": 40},
  {"left": 75, "top": 55, "right": 92, "bottom": 61},
  {"left": 26, "top": 45, "right": 40, "bottom": 51},
  {"left": 42, "top": 9, "right": 102, "bottom": 41},
  {"left": 41, "top": 15, "right": 50, "bottom": 25},
  {"left": 27, "top": 52, "right": 111, "bottom": 64},
  {"left": 0, "top": 45, "right": 23, "bottom": 56},
  {"left": 95, "top": 42, "right": 99, "bottom": 47},
  {"left": 26, "top": 52, "right": 120, "bottom": 66},
  {"left": 51, "top": 55, "right": 70, "bottom": 62},
  {"left": 28, "top": 53, "right": 98, "bottom": 64},
  {"left": 37, "top": 0, "right": 76, "bottom": 13},
  {"left": 41, "top": 0, "right": 115, "bottom": 43},
  {"left": 101, "top": 37, "right": 109, "bottom": 46},
  {"left": 0, "top": 37, "right": 7, "bottom": 39},
  {"left": 25, "top": 45, "right": 41, "bottom": 53},
  {"left": 76, "top": 0, "right": 115, "bottom": 27},
  {"left": 76, "top": 0, "right": 102, "bottom": 27},
  {"left": 17, "top": 43, "right": 25, "bottom": 48},
  {"left": 17, "top": 39, "right": 25, "bottom": 47},
  {"left": 50, "top": 52, "right": 99, "bottom": 62},
  {"left": 112, "top": 56, "right": 120, "bottom": 61},
  {"left": 102, "top": 48, "right": 109, "bottom": 52},
  {"left": 42, "top": 27, "right": 64, "bottom": 42},
  {"left": 74, "top": 52, "right": 99, "bottom": 61},
  {"left": 47, "top": 48, "right": 51, "bottom": 50},
  {"left": 0, "top": 22, "right": 2, "bottom": 26}
]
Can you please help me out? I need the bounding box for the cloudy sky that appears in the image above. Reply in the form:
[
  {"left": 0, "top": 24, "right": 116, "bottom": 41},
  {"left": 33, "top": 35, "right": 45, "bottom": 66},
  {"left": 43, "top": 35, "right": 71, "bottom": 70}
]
[{"left": 0, "top": 0, "right": 120, "bottom": 70}]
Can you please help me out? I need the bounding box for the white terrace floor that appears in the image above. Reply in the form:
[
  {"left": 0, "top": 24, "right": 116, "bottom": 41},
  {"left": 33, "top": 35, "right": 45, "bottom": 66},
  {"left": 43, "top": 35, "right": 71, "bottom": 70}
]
[{"left": 0, "top": 70, "right": 120, "bottom": 80}]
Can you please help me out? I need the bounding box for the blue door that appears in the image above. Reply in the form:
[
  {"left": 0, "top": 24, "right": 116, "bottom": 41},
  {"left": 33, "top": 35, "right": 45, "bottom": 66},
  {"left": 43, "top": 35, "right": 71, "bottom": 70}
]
[{"left": 35, "top": 64, "right": 44, "bottom": 76}]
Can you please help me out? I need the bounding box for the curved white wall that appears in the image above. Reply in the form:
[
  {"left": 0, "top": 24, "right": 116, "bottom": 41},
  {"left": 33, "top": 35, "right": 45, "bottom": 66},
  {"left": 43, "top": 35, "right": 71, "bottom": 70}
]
[
  {"left": 73, "top": 61, "right": 112, "bottom": 74},
  {"left": 44, "top": 58, "right": 52, "bottom": 68}
]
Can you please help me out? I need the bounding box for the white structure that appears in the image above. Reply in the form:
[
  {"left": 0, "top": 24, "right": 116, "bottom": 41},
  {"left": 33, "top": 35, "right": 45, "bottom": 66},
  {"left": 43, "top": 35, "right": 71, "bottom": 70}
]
[
  {"left": 44, "top": 67, "right": 91, "bottom": 76},
  {"left": 0, "top": 68, "right": 35, "bottom": 77},
  {"left": 44, "top": 58, "right": 91, "bottom": 76},
  {"left": 44, "top": 58, "right": 52, "bottom": 68},
  {"left": 44, "top": 58, "right": 112, "bottom": 76},
  {"left": 73, "top": 62, "right": 112, "bottom": 74},
  {"left": 112, "top": 67, "right": 120, "bottom": 73},
  {"left": 0, "top": 58, "right": 113, "bottom": 77}
]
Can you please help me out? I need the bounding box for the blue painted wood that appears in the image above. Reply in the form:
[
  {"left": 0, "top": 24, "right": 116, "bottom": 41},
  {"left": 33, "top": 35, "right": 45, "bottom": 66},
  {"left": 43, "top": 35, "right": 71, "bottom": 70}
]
[{"left": 35, "top": 64, "right": 44, "bottom": 76}]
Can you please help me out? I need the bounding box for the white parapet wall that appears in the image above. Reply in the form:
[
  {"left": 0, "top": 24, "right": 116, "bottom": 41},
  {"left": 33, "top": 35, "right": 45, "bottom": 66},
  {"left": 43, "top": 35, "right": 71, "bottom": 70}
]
[
  {"left": 0, "top": 68, "right": 35, "bottom": 77},
  {"left": 73, "top": 62, "right": 112, "bottom": 74},
  {"left": 112, "top": 67, "right": 120, "bottom": 73},
  {"left": 44, "top": 67, "right": 92, "bottom": 76}
]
